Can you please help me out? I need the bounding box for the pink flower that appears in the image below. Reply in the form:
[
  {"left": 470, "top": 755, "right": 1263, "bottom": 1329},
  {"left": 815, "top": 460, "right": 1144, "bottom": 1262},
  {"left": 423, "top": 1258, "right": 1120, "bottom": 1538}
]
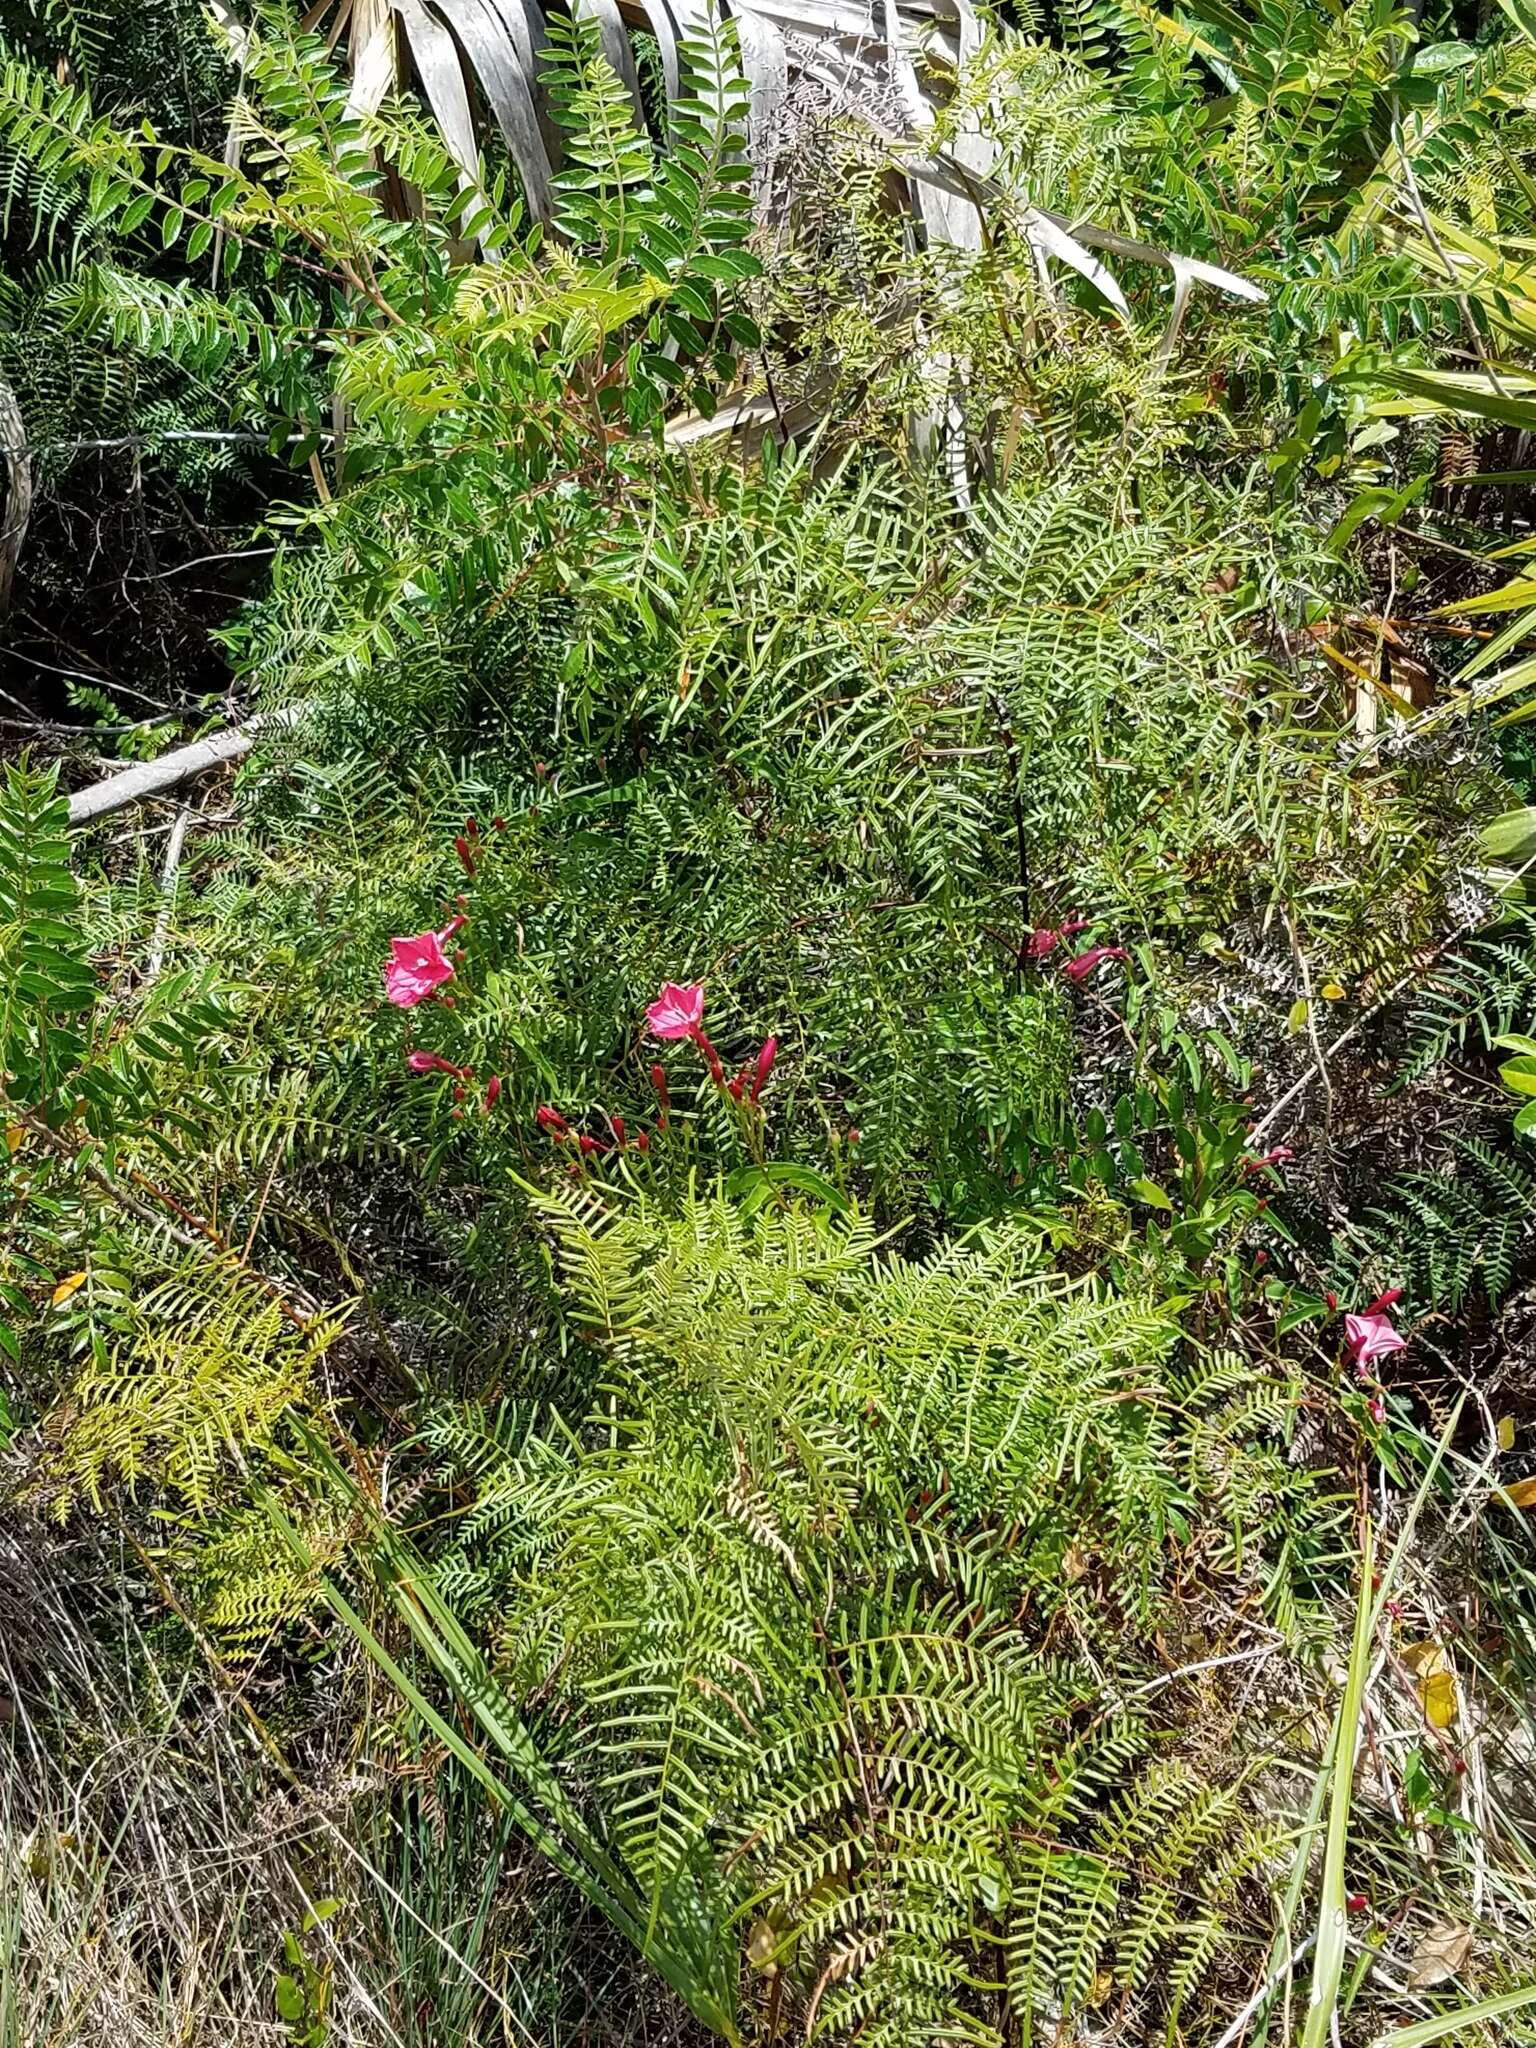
[
  {"left": 384, "top": 923, "right": 461, "bottom": 1007},
  {"left": 406, "top": 1051, "right": 470, "bottom": 1077},
  {"left": 647, "top": 982, "right": 705, "bottom": 1040},
  {"left": 1063, "top": 945, "right": 1129, "bottom": 983},
  {"left": 1345, "top": 1312, "right": 1407, "bottom": 1368},
  {"left": 750, "top": 1036, "right": 778, "bottom": 1105},
  {"left": 1024, "top": 928, "right": 1059, "bottom": 959}
]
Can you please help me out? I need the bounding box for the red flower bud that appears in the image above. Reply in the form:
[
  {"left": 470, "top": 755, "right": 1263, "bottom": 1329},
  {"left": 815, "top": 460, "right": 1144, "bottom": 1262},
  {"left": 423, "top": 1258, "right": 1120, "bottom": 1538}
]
[
  {"left": 451, "top": 1108, "right": 464, "bottom": 1120},
  {"left": 1346, "top": 1892, "right": 1369, "bottom": 1914},
  {"left": 650, "top": 1064, "right": 670, "bottom": 1110},
  {"left": 454, "top": 835, "right": 477, "bottom": 877},
  {"left": 456, "top": 895, "right": 468, "bottom": 910},
  {"left": 727, "top": 1074, "right": 745, "bottom": 1101},
  {"left": 492, "top": 816, "right": 505, "bottom": 831},
  {"left": 847, "top": 1127, "right": 861, "bottom": 1145},
  {"left": 1326, "top": 1291, "right": 1338, "bottom": 1311},
  {"left": 1368, "top": 1397, "right": 1385, "bottom": 1424},
  {"left": 579, "top": 1133, "right": 604, "bottom": 1155},
  {"left": 485, "top": 1076, "right": 502, "bottom": 1109},
  {"left": 636, "top": 1130, "right": 650, "bottom": 1152},
  {"left": 610, "top": 1114, "right": 626, "bottom": 1147},
  {"left": 1363, "top": 1287, "right": 1403, "bottom": 1317},
  {"left": 1453, "top": 1758, "right": 1467, "bottom": 1777},
  {"left": 1254, "top": 1249, "right": 1267, "bottom": 1266},
  {"left": 750, "top": 1035, "right": 778, "bottom": 1105},
  {"left": 465, "top": 816, "right": 478, "bottom": 837},
  {"left": 453, "top": 1085, "right": 466, "bottom": 1102},
  {"left": 536, "top": 1106, "right": 570, "bottom": 1138},
  {"left": 534, "top": 761, "right": 548, "bottom": 779}
]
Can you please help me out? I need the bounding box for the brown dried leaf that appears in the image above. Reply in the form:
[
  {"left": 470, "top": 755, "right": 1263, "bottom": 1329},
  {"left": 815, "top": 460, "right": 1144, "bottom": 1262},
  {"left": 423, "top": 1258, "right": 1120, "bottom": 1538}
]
[{"left": 1404, "top": 1920, "right": 1473, "bottom": 1990}]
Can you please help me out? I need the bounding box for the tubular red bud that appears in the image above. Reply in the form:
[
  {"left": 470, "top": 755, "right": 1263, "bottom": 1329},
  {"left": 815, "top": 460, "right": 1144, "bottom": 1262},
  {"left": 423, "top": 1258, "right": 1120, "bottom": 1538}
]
[
  {"left": 750, "top": 1035, "right": 778, "bottom": 1105},
  {"left": 1363, "top": 1287, "right": 1403, "bottom": 1317},
  {"left": 492, "top": 816, "right": 505, "bottom": 831},
  {"left": 610, "top": 1114, "right": 626, "bottom": 1147},
  {"left": 727, "top": 1074, "right": 744, "bottom": 1101},
  {"left": 579, "top": 1133, "right": 604, "bottom": 1155},
  {"left": 847, "top": 1127, "right": 861, "bottom": 1145},
  {"left": 1254, "top": 1249, "right": 1267, "bottom": 1266},
  {"left": 636, "top": 1131, "right": 650, "bottom": 1152},
  {"left": 536, "top": 1106, "right": 570, "bottom": 1138},
  {"left": 455, "top": 835, "right": 477, "bottom": 877},
  {"left": 485, "top": 1076, "right": 502, "bottom": 1109},
  {"left": 453, "top": 1085, "right": 466, "bottom": 1102},
  {"left": 465, "top": 816, "right": 478, "bottom": 837},
  {"left": 1326, "top": 1291, "right": 1338, "bottom": 1311},
  {"left": 1346, "top": 1892, "right": 1369, "bottom": 1914}
]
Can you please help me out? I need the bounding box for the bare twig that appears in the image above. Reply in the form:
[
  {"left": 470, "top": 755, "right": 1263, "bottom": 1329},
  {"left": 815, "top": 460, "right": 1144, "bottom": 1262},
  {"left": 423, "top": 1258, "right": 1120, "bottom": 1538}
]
[
  {"left": 66, "top": 706, "right": 300, "bottom": 825},
  {"left": 144, "top": 808, "right": 194, "bottom": 983}
]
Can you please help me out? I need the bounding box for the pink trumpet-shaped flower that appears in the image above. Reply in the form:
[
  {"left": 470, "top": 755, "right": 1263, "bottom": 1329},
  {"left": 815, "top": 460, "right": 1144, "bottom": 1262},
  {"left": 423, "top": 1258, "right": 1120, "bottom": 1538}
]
[
  {"left": 646, "top": 982, "right": 706, "bottom": 1040},
  {"left": 384, "top": 920, "right": 463, "bottom": 1007},
  {"left": 1345, "top": 1311, "right": 1407, "bottom": 1369},
  {"left": 750, "top": 1036, "right": 777, "bottom": 1104},
  {"left": 406, "top": 1050, "right": 471, "bottom": 1078},
  {"left": 1063, "top": 945, "right": 1130, "bottom": 983}
]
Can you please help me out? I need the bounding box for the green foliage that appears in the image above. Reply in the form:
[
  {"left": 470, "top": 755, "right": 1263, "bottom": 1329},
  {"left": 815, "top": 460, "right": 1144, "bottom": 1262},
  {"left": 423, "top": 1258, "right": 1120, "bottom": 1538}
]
[
  {"left": 7, "top": 5, "right": 1536, "bottom": 2045},
  {"left": 1363, "top": 1133, "right": 1536, "bottom": 1311},
  {"left": 367, "top": 1184, "right": 1333, "bottom": 2047}
]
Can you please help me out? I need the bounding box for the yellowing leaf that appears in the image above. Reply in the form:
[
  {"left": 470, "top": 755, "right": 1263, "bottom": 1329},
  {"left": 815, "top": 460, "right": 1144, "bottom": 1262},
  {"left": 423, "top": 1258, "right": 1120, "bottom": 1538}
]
[
  {"left": 1402, "top": 1639, "right": 1459, "bottom": 1729},
  {"left": 1498, "top": 1414, "right": 1517, "bottom": 1452},
  {"left": 1420, "top": 1667, "right": 1458, "bottom": 1729},
  {"left": 1502, "top": 1474, "right": 1536, "bottom": 1508},
  {"left": 4, "top": 1125, "right": 21, "bottom": 1155},
  {"left": 1287, "top": 997, "right": 1310, "bottom": 1035},
  {"left": 50, "top": 1272, "right": 87, "bottom": 1307},
  {"left": 1320, "top": 980, "right": 1348, "bottom": 1000}
]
